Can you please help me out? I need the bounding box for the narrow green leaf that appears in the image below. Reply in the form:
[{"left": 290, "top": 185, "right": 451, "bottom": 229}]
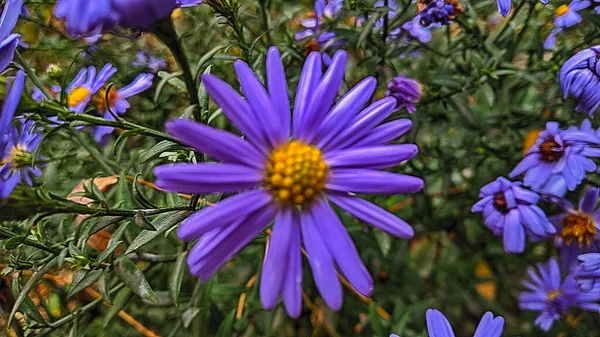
[
  {"left": 118, "top": 171, "right": 133, "bottom": 210},
  {"left": 215, "top": 309, "right": 236, "bottom": 337},
  {"left": 97, "top": 222, "right": 130, "bottom": 263},
  {"left": 9, "top": 257, "right": 57, "bottom": 325},
  {"left": 4, "top": 235, "right": 26, "bottom": 250},
  {"left": 103, "top": 287, "right": 132, "bottom": 328},
  {"left": 134, "top": 212, "right": 156, "bottom": 231},
  {"left": 67, "top": 269, "right": 102, "bottom": 298},
  {"left": 125, "top": 211, "right": 190, "bottom": 255},
  {"left": 115, "top": 256, "right": 158, "bottom": 302},
  {"left": 98, "top": 269, "right": 112, "bottom": 304},
  {"left": 169, "top": 251, "right": 187, "bottom": 306},
  {"left": 132, "top": 173, "right": 159, "bottom": 209},
  {"left": 139, "top": 140, "right": 179, "bottom": 164}
]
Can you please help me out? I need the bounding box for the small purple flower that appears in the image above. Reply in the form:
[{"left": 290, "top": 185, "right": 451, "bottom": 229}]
[
  {"left": 472, "top": 177, "right": 555, "bottom": 254},
  {"left": 295, "top": 0, "right": 344, "bottom": 56},
  {"left": 498, "top": 0, "right": 550, "bottom": 17},
  {"left": 544, "top": 1, "right": 591, "bottom": 49},
  {"left": 0, "top": 71, "right": 43, "bottom": 199},
  {"left": 0, "top": 0, "right": 24, "bottom": 73},
  {"left": 548, "top": 188, "right": 600, "bottom": 269},
  {"left": 54, "top": 0, "right": 202, "bottom": 37},
  {"left": 386, "top": 75, "right": 422, "bottom": 113},
  {"left": 576, "top": 253, "right": 600, "bottom": 292},
  {"left": 132, "top": 51, "right": 167, "bottom": 73},
  {"left": 519, "top": 258, "right": 600, "bottom": 331},
  {"left": 93, "top": 73, "right": 153, "bottom": 143},
  {"left": 559, "top": 45, "right": 600, "bottom": 116},
  {"left": 154, "top": 47, "right": 423, "bottom": 316},
  {"left": 417, "top": 0, "right": 462, "bottom": 26},
  {"left": 423, "top": 309, "right": 504, "bottom": 337},
  {"left": 509, "top": 121, "right": 600, "bottom": 196},
  {"left": 401, "top": 16, "right": 432, "bottom": 43},
  {"left": 65, "top": 64, "right": 117, "bottom": 113}
]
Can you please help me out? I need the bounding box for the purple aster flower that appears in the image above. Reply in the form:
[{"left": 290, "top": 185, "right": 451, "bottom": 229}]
[
  {"left": 509, "top": 121, "right": 600, "bottom": 196},
  {"left": 576, "top": 253, "right": 600, "bottom": 292},
  {"left": 424, "top": 309, "right": 504, "bottom": 337},
  {"left": 417, "top": 0, "right": 463, "bottom": 26},
  {"left": 92, "top": 73, "right": 154, "bottom": 143},
  {"left": 559, "top": 45, "right": 600, "bottom": 116},
  {"left": 472, "top": 177, "right": 555, "bottom": 254},
  {"left": 132, "top": 51, "right": 167, "bottom": 73},
  {"left": 0, "top": 71, "right": 43, "bottom": 199},
  {"left": 519, "top": 258, "right": 600, "bottom": 331},
  {"left": 548, "top": 188, "right": 600, "bottom": 269},
  {"left": 401, "top": 15, "right": 432, "bottom": 43},
  {"left": 386, "top": 75, "right": 422, "bottom": 113},
  {"left": 295, "top": 0, "right": 344, "bottom": 57},
  {"left": 0, "top": 0, "right": 24, "bottom": 73},
  {"left": 544, "top": 1, "right": 591, "bottom": 49},
  {"left": 153, "top": 47, "right": 423, "bottom": 316},
  {"left": 65, "top": 64, "right": 117, "bottom": 113},
  {"left": 498, "top": 0, "right": 549, "bottom": 17},
  {"left": 54, "top": 0, "right": 202, "bottom": 37}
]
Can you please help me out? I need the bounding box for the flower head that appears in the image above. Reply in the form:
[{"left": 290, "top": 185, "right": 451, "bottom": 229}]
[
  {"left": 560, "top": 45, "right": 600, "bottom": 116},
  {"left": 544, "top": 0, "right": 591, "bottom": 49},
  {"left": 154, "top": 47, "right": 423, "bottom": 316},
  {"left": 424, "top": 309, "right": 504, "bottom": 337},
  {"left": 0, "top": 0, "right": 23, "bottom": 73},
  {"left": 401, "top": 15, "right": 432, "bottom": 43},
  {"left": 295, "top": 0, "right": 344, "bottom": 57},
  {"left": 66, "top": 64, "right": 117, "bottom": 113},
  {"left": 54, "top": 0, "right": 202, "bottom": 37},
  {"left": 519, "top": 258, "right": 600, "bottom": 331},
  {"left": 509, "top": 121, "right": 600, "bottom": 196},
  {"left": 132, "top": 51, "right": 167, "bottom": 73},
  {"left": 417, "top": 0, "right": 463, "bottom": 26},
  {"left": 386, "top": 75, "right": 422, "bottom": 113},
  {"left": 472, "top": 177, "right": 555, "bottom": 254},
  {"left": 0, "top": 71, "right": 42, "bottom": 199},
  {"left": 92, "top": 73, "right": 153, "bottom": 143}
]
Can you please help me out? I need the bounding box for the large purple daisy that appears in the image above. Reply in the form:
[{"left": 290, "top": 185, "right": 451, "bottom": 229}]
[{"left": 154, "top": 47, "right": 423, "bottom": 316}]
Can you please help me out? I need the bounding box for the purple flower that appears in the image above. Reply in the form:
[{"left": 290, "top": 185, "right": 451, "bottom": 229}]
[
  {"left": 92, "top": 73, "right": 154, "bottom": 143},
  {"left": 386, "top": 75, "right": 422, "bottom": 113},
  {"left": 560, "top": 45, "right": 600, "bottom": 116},
  {"left": 153, "top": 47, "right": 423, "bottom": 316},
  {"left": 132, "top": 51, "right": 167, "bottom": 73},
  {"left": 295, "top": 0, "right": 344, "bottom": 56},
  {"left": 498, "top": 0, "right": 549, "bottom": 17},
  {"left": 401, "top": 16, "right": 432, "bottom": 43},
  {"left": 548, "top": 188, "right": 600, "bottom": 269},
  {"left": 424, "top": 309, "right": 504, "bottom": 337},
  {"left": 472, "top": 177, "right": 555, "bottom": 254},
  {"left": 0, "top": 0, "right": 24, "bottom": 73},
  {"left": 509, "top": 121, "right": 600, "bottom": 196},
  {"left": 544, "top": 1, "right": 591, "bottom": 49},
  {"left": 519, "top": 258, "right": 600, "bottom": 331},
  {"left": 54, "top": 0, "right": 202, "bottom": 37},
  {"left": 576, "top": 253, "right": 600, "bottom": 292},
  {"left": 0, "top": 71, "right": 42, "bottom": 199},
  {"left": 417, "top": 0, "right": 462, "bottom": 26},
  {"left": 65, "top": 64, "right": 117, "bottom": 113}
]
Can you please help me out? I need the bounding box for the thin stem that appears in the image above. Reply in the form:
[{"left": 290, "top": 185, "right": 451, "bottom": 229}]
[
  {"left": 258, "top": 0, "right": 274, "bottom": 46},
  {"left": 494, "top": 0, "right": 528, "bottom": 44},
  {"left": 0, "top": 227, "right": 62, "bottom": 254},
  {"left": 70, "top": 130, "right": 118, "bottom": 174},
  {"left": 14, "top": 51, "right": 52, "bottom": 100}
]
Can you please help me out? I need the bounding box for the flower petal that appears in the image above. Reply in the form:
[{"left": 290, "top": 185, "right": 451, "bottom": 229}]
[
  {"left": 325, "top": 144, "right": 418, "bottom": 169},
  {"left": 293, "top": 52, "right": 322, "bottom": 136},
  {"left": 266, "top": 47, "right": 291, "bottom": 139},
  {"left": 327, "top": 169, "right": 424, "bottom": 194},
  {"left": 426, "top": 309, "right": 456, "bottom": 337},
  {"left": 283, "top": 211, "right": 303, "bottom": 318},
  {"left": 353, "top": 118, "right": 413, "bottom": 147}
]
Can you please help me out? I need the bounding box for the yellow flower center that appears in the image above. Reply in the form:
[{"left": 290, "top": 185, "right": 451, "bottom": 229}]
[
  {"left": 68, "top": 87, "right": 92, "bottom": 108},
  {"left": 547, "top": 290, "right": 561, "bottom": 301},
  {"left": 94, "top": 87, "right": 121, "bottom": 111},
  {"left": 264, "top": 141, "right": 328, "bottom": 206},
  {"left": 1, "top": 145, "right": 29, "bottom": 168},
  {"left": 555, "top": 4, "right": 569, "bottom": 17},
  {"left": 560, "top": 213, "right": 597, "bottom": 247}
]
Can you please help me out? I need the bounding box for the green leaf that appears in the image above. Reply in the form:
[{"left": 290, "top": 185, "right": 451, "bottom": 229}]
[
  {"left": 96, "top": 222, "right": 130, "bottom": 263},
  {"left": 4, "top": 235, "right": 26, "bottom": 250},
  {"left": 115, "top": 256, "right": 158, "bottom": 302},
  {"left": 169, "top": 251, "right": 187, "bottom": 306},
  {"left": 98, "top": 269, "right": 113, "bottom": 305},
  {"left": 118, "top": 171, "right": 133, "bottom": 210},
  {"left": 103, "top": 287, "right": 132, "bottom": 328},
  {"left": 215, "top": 309, "right": 236, "bottom": 337},
  {"left": 125, "top": 211, "right": 190, "bottom": 255},
  {"left": 139, "top": 140, "right": 180, "bottom": 164},
  {"left": 132, "top": 173, "right": 159, "bottom": 209},
  {"left": 182, "top": 307, "right": 200, "bottom": 328},
  {"left": 374, "top": 230, "right": 392, "bottom": 257},
  {"left": 134, "top": 212, "right": 156, "bottom": 231},
  {"left": 67, "top": 269, "right": 102, "bottom": 298}
]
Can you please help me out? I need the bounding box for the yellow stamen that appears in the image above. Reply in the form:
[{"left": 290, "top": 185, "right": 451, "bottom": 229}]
[
  {"left": 264, "top": 141, "right": 328, "bottom": 206},
  {"left": 68, "top": 87, "right": 92, "bottom": 108},
  {"left": 3, "top": 145, "right": 28, "bottom": 169},
  {"left": 560, "top": 213, "right": 597, "bottom": 247},
  {"left": 94, "top": 87, "right": 121, "bottom": 111},
  {"left": 547, "top": 290, "right": 561, "bottom": 301},
  {"left": 555, "top": 4, "right": 570, "bottom": 17}
]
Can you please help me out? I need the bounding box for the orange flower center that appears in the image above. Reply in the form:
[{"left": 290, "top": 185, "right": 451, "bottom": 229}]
[
  {"left": 560, "top": 213, "right": 597, "bottom": 247},
  {"left": 68, "top": 87, "right": 92, "bottom": 108},
  {"left": 264, "top": 141, "right": 328, "bottom": 206},
  {"left": 94, "top": 87, "right": 121, "bottom": 111},
  {"left": 539, "top": 137, "right": 563, "bottom": 162},
  {"left": 555, "top": 5, "right": 569, "bottom": 17}
]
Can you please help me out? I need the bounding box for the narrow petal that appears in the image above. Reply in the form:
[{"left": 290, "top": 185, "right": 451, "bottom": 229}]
[
  {"left": 327, "top": 169, "right": 424, "bottom": 194},
  {"left": 0, "top": 0, "right": 23, "bottom": 41},
  {"left": 503, "top": 209, "right": 525, "bottom": 253},
  {"left": 293, "top": 52, "right": 322, "bottom": 136},
  {"left": 177, "top": 189, "right": 273, "bottom": 240},
  {"left": 283, "top": 211, "right": 303, "bottom": 318},
  {"left": 301, "top": 211, "right": 343, "bottom": 310},
  {"left": 327, "top": 192, "right": 414, "bottom": 238},
  {"left": 154, "top": 163, "right": 262, "bottom": 194},
  {"left": 260, "top": 208, "right": 293, "bottom": 310},
  {"left": 580, "top": 188, "right": 599, "bottom": 214},
  {"left": 165, "top": 119, "right": 264, "bottom": 168},
  {"left": 352, "top": 119, "right": 413, "bottom": 147},
  {"left": 426, "top": 310, "right": 456, "bottom": 337},
  {"left": 266, "top": 47, "right": 291, "bottom": 139},
  {"left": 311, "top": 199, "right": 373, "bottom": 296},
  {"left": 474, "top": 312, "right": 504, "bottom": 337},
  {"left": 325, "top": 144, "right": 418, "bottom": 169}
]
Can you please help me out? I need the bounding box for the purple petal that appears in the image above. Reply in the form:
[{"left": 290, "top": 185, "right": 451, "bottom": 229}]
[
  {"left": 580, "top": 188, "right": 599, "bottom": 214},
  {"left": 426, "top": 309, "right": 456, "bottom": 337},
  {"left": 0, "top": 0, "right": 23, "bottom": 41},
  {"left": 283, "top": 211, "right": 303, "bottom": 318},
  {"left": 293, "top": 52, "right": 322, "bottom": 136},
  {"left": 266, "top": 47, "right": 291, "bottom": 139},
  {"left": 165, "top": 119, "right": 264, "bottom": 168},
  {"left": 352, "top": 119, "right": 413, "bottom": 147},
  {"left": 327, "top": 169, "right": 424, "bottom": 194},
  {"left": 327, "top": 192, "right": 415, "bottom": 238},
  {"left": 325, "top": 144, "right": 418, "bottom": 169},
  {"left": 503, "top": 209, "right": 525, "bottom": 254}
]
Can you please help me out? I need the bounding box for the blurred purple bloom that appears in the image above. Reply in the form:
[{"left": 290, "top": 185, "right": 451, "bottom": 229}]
[
  {"left": 65, "top": 64, "right": 117, "bottom": 113},
  {"left": 386, "top": 75, "right": 422, "bottom": 113},
  {"left": 418, "top": 0, "right": 460, "bottom": 26},
  {"left": 295, "top": 0, "right": 344, "bottom": 55},
  {"left": 0, "top": 71, "right": 42, "bottom": 199},
  {"left": 560, "top": 45, "right": 600, "bottom": 116},
  {"left": 132, "top": 51, "right": 167, "bottom": 73},
  {"left": 424, "top": 309, "right": 504, "bottom": 337},
  {"left": 509, "top": 121, "right": 600, "bottom": 196},
  {"left": 54, "top": 0, "right": 202, "bottom": 37},
  {"left": 544, "top": 1, "right": 591, "bottom": 49},
  {"left": 154, "top": 47, "right": 423, "bottom": 316},
  {"left": 577, "top": 253, "right": 600, "bottom": 292},
  {"left": 93, "top": 73, "right": 153, "bottom": 143},
  {"left": 402, "top": 16, "right": 432, "bottom": 43},
  {"left": 472, "top": 177, "right": 555, "bottom": 254},
  {"left": 0, "top": 0, "right": 24, "bottom": 73},
  {"left": 519, "top": 258, "right": 600, "bottom": 331},
  {"left": 498, "top": 0, "right": 550, "bottom": 17}
]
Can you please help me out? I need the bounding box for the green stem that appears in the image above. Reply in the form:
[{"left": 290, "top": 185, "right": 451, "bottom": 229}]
[
  {"left": 70, "top": 130, "right": 118, "bottom": 174},
  {"left": 0, "top": 227, "right": 62, "bottom": 254},
  {"left": 14, "top": 51, "right": 52, "bottom": 100},
  {"left": 258, "top": 0, "right": 274, "bottom": 46}
]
